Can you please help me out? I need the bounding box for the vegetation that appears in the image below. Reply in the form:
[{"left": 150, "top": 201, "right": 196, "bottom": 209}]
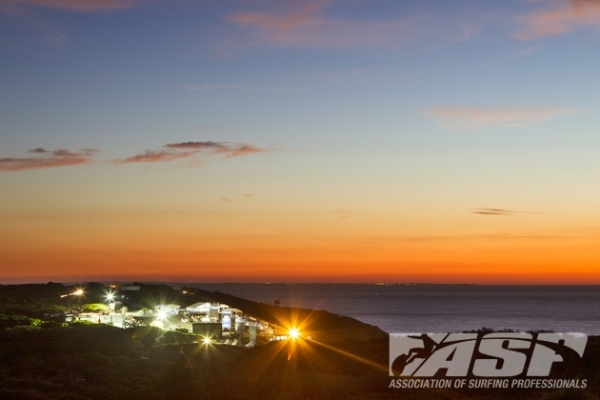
[
  {"left": 0, "top": 283, "right": 598, "bottom": 400},
  {"left": 81, "top": 303, "right": 109, "bottom": 313}
]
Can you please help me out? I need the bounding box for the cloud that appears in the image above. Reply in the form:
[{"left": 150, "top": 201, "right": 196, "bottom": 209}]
[
  {"left": 1, "top": 141, "right": 271, "bottom": 171},
  {"left": 116, "top": 141, "right": 271, "bottom": 164},
  {"left": 514, "top": 0, "right": 600, "bottom": 40},
  {"left": 427, "top": 106, "right": 579, "bottom": 130},
  {"left": 242, "top": 193, "right": 253, "bottom": 198},
  {"left": 471, "top": 208, "right": 541, "bottom": 216},
  {"left": 0, "top": 148, "right": 98, "bottom": 172},
  {"left": 221, "top": 197, "right": 232, "bottom": 202},
  {"left": 472, "top": 208, "right": 516, "bottom": 216},
  {"left": 166, "top": 141, "right": 267, "bottom": 158},
  {"left": 0, "top": 0, "right": 137, "bottom": 12},
  {"left": 226, "top": 0, "right": 477, "bottom": 50},
  {"left": 230, "top": 0, "right": 329, "bottom": 31},
  {"left": 115, "top": 150, "right": 195, "bottom": 164}
]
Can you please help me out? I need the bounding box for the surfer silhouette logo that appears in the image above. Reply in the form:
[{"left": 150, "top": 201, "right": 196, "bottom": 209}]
[{"left": 390, "top": 334, "right": 437, "bottom": 376}]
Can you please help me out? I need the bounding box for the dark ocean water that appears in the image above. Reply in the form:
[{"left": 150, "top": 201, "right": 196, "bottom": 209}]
[{"left": 178, "top": 284, "right": 600, "bottom": 334}]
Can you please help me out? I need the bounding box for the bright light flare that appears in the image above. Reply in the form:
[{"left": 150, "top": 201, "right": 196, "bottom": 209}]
[
  {"left": 150, "top": 320, "right": 163, "bottom": 328},
  {"left": 203, "top": 337, "right": 211, "bottom": 344},
  {"left": 157, "top": 311, "right": 167, "bottom": 320},
  {"left": 289, "top": 328, "right": 299, "bottom": 339},
  {"left": 106, "top": 293, "right": 114, "bottom": 301},
  {"left": 74, "top": 289, "right": 83, "bottom": 296}
]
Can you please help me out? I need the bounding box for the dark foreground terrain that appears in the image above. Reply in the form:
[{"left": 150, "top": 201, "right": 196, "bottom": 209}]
[{"left": 0, "top": 282, "right": 599, "bottom": 400}]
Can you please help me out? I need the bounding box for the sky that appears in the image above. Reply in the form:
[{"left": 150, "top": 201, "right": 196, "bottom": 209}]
[{"left": 1, "top": 0, "right": 600, "bottom": 284}]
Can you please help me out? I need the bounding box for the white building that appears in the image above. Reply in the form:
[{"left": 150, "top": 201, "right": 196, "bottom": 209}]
[
  {"left": 156, "top": 304, "right": 180, "bottom": 315},
  {"left": 186, "top": 302, "right": 212, "bottom": 314}
]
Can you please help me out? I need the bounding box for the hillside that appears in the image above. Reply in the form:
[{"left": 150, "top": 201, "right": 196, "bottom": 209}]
[
  {"left": 1, "top": 283, "right": 599, "bottom": 400},
  {"left": 180, "top": 286, "right": 388, "bottom": 343}
]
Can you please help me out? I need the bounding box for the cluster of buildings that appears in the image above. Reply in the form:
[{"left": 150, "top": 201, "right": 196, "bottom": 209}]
[
  {"left": 71, "top": 299, "right": 286, "bottom": 347},
  {"left": 159, "top": 302, "right": 277, "bottom": 347},
  {"left": 47, "top": 284, "right": 294, "bottom": 347}
]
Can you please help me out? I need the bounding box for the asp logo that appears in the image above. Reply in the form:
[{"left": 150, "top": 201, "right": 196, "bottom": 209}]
[{"left": 389, "top": 332, "right": 587, "bottom": 377}]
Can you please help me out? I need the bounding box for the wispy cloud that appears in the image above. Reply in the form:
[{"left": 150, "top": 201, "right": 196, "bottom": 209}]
[
  {"left": 166, "top": 141, "right": 267, "bottom": 158},
  {"left": 427, "top": 106, "right": 579, "bottom": 130},
  {"left": 0, "top": 0, "right": 137, "bottom": 12},
  {"left": 230, "top": 0, "right": 328, "bottom": 30},
  {"left": 514, "top": 0, "right": 600, "bottom": 40},
  {"left": 0, "top": 148, "right": 98, "bottom": 172},
  {"left": 226, "top": 0, "right": 478, "bottom": 50},
  {"left": 471, "top": 208, "right": 541, "bottom": 216},
  {"left": 1, "top": 141, "right": 272, "bottom": 172},
  {"left": 472, "top": 208, "right": 516, "bottom": 216},
  {"left": 114, "top": 150, "right": 194, "bottom": 164},
  {"left": 116, "top": 141, "right": 271, "bottom": 165}
]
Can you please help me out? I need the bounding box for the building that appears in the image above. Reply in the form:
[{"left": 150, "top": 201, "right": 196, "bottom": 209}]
[{"left": 156, "top": 304, "right": 180, "bottom": 315}]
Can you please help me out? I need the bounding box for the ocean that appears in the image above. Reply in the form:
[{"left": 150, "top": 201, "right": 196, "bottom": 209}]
[{"left": 179, "top": 284, "right": 600, "bottom": 335}]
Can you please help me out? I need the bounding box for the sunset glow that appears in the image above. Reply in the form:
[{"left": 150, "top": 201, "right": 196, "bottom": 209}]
[{"left": 1, "top": 0, "right": 600, "bottom": 284}]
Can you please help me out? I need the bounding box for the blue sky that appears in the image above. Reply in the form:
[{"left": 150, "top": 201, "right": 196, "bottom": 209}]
[{"left": 1, "top": 0, "right": 600, "bottom": 283}]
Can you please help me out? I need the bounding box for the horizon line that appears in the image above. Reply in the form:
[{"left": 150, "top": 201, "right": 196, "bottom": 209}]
[{"left": 2, "top": 280, "right": 600, "bottom": 287}]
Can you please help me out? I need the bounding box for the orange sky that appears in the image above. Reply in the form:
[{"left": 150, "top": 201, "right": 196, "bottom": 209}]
[
  {"left": 1, "top": 205, "right": 599, "bottom": 283},
  {"left": 2, "top": 0, "right": 600, "bottom": 283}
]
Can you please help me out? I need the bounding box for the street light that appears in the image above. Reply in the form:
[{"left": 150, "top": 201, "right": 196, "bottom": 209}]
[
  {"left": 289, "top": 328, "right": 299, "bottom": 339},
  {"left": 74, "top": 288, "right": 83, "bottom": 313}
]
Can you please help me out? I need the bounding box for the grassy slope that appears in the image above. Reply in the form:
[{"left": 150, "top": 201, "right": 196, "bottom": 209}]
[{"left": 0, "top": 283, "right": 599, "bottom": 400}]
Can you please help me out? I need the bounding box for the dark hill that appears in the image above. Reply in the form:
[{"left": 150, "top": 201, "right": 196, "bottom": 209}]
[{"left": 182, "top": 286, "right": 388, "bottom": 344}]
